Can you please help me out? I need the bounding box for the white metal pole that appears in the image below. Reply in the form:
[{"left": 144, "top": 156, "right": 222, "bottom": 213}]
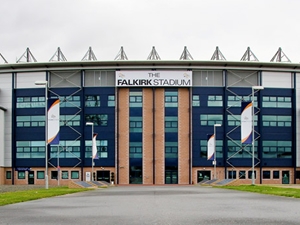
[
  {"left": 57, "top": 145, "right": 60, "bottom": 186},
  {"left": 92, "top": 123, "right": 94, "bottom": 181},
  {"left": 251, "top": 86, "right": 264, "bottom": 185},
  {"left": 45, "top": 83, "right": 49, "bottom": 189},
  {"left": 214, "top": 125, "right": 217, "bottom": 179}
]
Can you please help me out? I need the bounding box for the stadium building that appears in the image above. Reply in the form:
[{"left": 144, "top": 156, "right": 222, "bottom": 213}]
[{"left": 0, "top": 46, "right": 300, "bottom": 186}]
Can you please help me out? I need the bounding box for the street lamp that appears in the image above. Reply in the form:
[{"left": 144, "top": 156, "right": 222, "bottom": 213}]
[
  {"left": 251, "top": 86, "right": 264, "bottom": 185},
  {"left": 86, "top": 122, "right": 94, "bottom": 181},
  {"left": 35, "top": 80, "right": 48, "bottom": 189},
  {"left": 213, "top": 124, "right": 221, "bottom": 179}
]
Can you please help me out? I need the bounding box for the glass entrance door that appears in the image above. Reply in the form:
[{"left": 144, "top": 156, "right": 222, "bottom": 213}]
[
  {"left": 28, "top": 171, "right": 34, "bottom": 185},
  {"left": 165, "top": 166, "right": 178, "bottom": 184},
  {"left": 197, "top": 170, "right": 211, "bottom": 183},
  {"left": 96, "top": 170, "right": 110, "bottom": 183}
]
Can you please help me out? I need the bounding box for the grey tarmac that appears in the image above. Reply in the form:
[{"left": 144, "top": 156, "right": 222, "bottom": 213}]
[{"left": 0, "top": 185, "right": 299, "bottom": 225}]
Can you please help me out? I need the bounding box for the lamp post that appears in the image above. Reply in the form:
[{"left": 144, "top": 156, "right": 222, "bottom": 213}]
[
  {"left": 86, "top": 122, "right": 94, "bottom": 181},
  {"left": 213, "top": 124, "right": 221, "bottom": 179},
  {"left": 35, "top": 80, "right": 48, "bottom": 189},
  {"left": 251, "top": 86, "right": 264, "bottom": 185}
]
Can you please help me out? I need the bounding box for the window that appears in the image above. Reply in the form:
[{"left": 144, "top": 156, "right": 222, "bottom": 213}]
[
  {"left": 228, "top": 170, "right": 236, "bottom": 179},
  {"left": 227, "top": 96, "right": 257, "bottom": 108},
  {"left": 273, "top": 171, "right": 280, "bottom": 179},
  {"left": 37, "top": 171, "right": 45, "bottom": 179},
  {"left": 129, "top": 117, "right": 142, "bottom": 132},
  {"left": 263, "top": 171, "right": 271, "bottom": 179},
  {"left": 165, "top": 91, "right": 178, "bottom": 107},
  {"left": 248, "top": 171, "right": 256, "bottom": 180},
  {"left": 262, "top": 96, "right": 291, "bottom": 108},
  {"left": 71, "top": 171, "right": 79, "bottom": 179},
  {"left": 295, "top": 171, "right": 300, "bottom": 180},
  {"left": 165, "top": 142, "right": 178, "bottom": 158},
  {"left": 129, "top": 92, "right": 142, "bottom": 107},
  {"left": 59, "top": 96, "right": 81, "bottom": 107},
  {"left": 228, "top": 140, "right": 255, "bottom": 158},
  {"left": 192, "top": 95, "right": 200, "bottom": 107},
  {"left": 85, "top": 95, "right": 100, "bottom": 107},
  {"left": 85, "top": 140, "right": 108, "bottom": 158},
  {"left": 200, "top": 114, "right": 223, "bottom": 126},
  {"left": 16, "top": 116, "right": 45, "bottom": 127},
  {"left": 6, "top": 171, "right": 11, "bottom": 179},
  {"left": 228, "top": 115, "right": 241, "bottom": 126},
  {"left": 62, "top": 171, "right": 69, "bottom": 179},
  {"left": 239, "top": 171, "right": 246, "bottom": 179},
  {"left": 16, "top": 96, "right": 45, "bottom": 108},
  {"left": 108, "top": 95, "right": 115, "bottom": 107},
  {"left": 262, "top": 141, "right": 292, "bottom": 159},
  {"left": 165, "top": 117, "right": 178, "bottom": 132},
  {"left": 208, "top": 95, "right": 223, "bottom": 107},
  {"left": 50, "top": 140, "right": 80, "bottom": 158},
  {"left": 60, "top": 115, "right": 80, "bottom": 126},
  {"left": 129, "top": 142, "right": 142, "bottom": 158},
  {"left": 51, "top": 171, "right": 58, "bottom": 180},
  {"left": 18, "top": 171, "right": 25, "bottom": 179},
  {"left": 262, "top": 115, "right": 292, "bottom": 127},
  {"left": 85, "top": 114, "right": 108, "bottom": 126},
  {"left": 16, "top": 141, "right": 45, "bottom": 159}
]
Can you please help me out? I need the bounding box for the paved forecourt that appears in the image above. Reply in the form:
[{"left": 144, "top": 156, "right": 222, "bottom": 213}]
[{"left": 0, "top": 185, "right": 299, "bottom": 225}]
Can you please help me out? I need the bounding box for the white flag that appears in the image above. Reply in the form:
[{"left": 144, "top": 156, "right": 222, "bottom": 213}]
[{"left": 92, "top": 133, "right": 98, "bottom": 159}]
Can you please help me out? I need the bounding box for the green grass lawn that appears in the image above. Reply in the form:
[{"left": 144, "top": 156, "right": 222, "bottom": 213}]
[
  {"left": 216, "top": 185, "right": 300, "bottom": 198},
  {"left": 0, "top": 187, "right": 91, "bottom": 206}
]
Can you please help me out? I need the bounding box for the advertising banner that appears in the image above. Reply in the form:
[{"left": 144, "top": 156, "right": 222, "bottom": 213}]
[
  {"left": 241, "top": 101, "right": 252, "bottom": 144},
  {"left": 115, "top": 70, "right": 192, "bottom": 87},
  {"left": 207, "top": 134, "right": 215, "bottom": 160},
  {"left": 48, "top": 99, "right": 60, "bottom": 145}
]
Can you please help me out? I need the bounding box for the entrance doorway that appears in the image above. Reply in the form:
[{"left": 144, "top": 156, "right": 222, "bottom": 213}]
[
  {"left": 282, "top": 171, "right": 290, "bottom": 184},
  {"left": 96, "top": 170, "right": 110, "bottom": 183},
  {"left": 197, "top": 170, "right": 211, "bottom": 183},
  {"left": 129, "top": 166, "right": 142, "bottom": 184},
  {"left": 28, "top": 171, "right": 34, "bottom": 184},
  {"left": 165, "top": 166, "right": 178, "bottom": 184}
]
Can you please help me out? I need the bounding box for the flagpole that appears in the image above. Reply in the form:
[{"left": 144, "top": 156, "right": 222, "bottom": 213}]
[{"left": 86, "top": 122, "right": 94, "bottom": 181}]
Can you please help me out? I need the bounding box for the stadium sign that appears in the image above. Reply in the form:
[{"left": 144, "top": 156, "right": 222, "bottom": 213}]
[{"left": 116, "top": 71, "right": 192, "bottom": 87}]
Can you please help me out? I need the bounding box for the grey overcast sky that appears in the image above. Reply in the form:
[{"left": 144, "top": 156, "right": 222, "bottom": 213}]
[{"left": 0, "top": 0, "right": 299, "bottom": 63}]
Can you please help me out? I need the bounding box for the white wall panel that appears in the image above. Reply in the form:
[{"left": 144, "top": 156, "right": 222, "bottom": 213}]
[
  {"left": 16, "top": 72, "right": 46, "bottom": 88},
  {"left": 296, "top": 73, "right": 300, "bottom": 167},
  {"left": 0, "top": 73, "right": 12, "bottom": 167},
  {"left": 262, "top": 71, "right": 292, "bottom": 88},
  {"left": 0, "top": 110, "right": 5, "bottom": 166}
]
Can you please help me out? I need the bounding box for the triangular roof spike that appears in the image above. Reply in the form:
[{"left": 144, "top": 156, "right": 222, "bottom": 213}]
[
  {"left": 0, "top": 53, "right": 8, "bottom": 63},
  {"left": 147, "top": 46, "right": 161, "bottom": 60},
  {"left": 210, "top": 46, "right": 226, "bottom": 60},
  {"left": 270, "top": 47, "right": 291, "bottom": 62},
  {"left": 49, "top": 47, "right": 67, "bottom": 62},
  {"left": 240, "top": 47, "right": 259, "bottom": 62},
  {"left": 179, "top": 46, "right": 193, "bottom": 60},
  {"left": 114, "top": 46, "right": 128, "bottom": 60},
  {"left": 17, "top": 47, "right": 37, "bottom": 63},
  {"left": 82, "top": 46, "right": 97, "bottom": 61}
]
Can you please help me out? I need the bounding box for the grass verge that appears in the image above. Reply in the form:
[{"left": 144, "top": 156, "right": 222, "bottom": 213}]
[
  {"left": 215, "top": 185, "right": 300, "bottom": 198},
  {"left": 0, "top": 186, "right": 91, "bottom": 206}
]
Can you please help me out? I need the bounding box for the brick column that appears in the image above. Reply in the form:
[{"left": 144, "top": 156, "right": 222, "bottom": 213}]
[
  {"left": 178, "top": 88, "right": 190, "bottom": 184},
  {"left": 143, "top": 88, "right": 154, "bottom": 184},
  {"left": 154, "top": 88, "right": 165, "bottom": 184},
  {"left": 118, "top": 88, "right": 129, "bottom": 184}
]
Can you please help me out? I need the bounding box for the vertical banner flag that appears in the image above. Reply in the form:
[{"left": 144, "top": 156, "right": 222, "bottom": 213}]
[
  {"left": 207, "top": 134, "right": 215, "bottom": 160},
  {"left": 241, "top": 101, "right": 252, "bottom": 144},
  {"left": 48, "top": 99, "right": 60, "bottom": 144},
  {"left": 92, "top": 133, "right": 99, "bottom": 159}
]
